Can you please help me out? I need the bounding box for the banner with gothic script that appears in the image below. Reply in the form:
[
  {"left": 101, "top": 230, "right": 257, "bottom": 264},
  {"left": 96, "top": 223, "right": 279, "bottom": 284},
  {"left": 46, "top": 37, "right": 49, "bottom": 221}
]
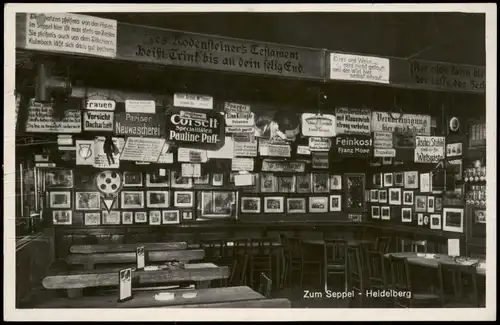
[{"left": 371, "top": 111, "right": 431, "bottom": 135}]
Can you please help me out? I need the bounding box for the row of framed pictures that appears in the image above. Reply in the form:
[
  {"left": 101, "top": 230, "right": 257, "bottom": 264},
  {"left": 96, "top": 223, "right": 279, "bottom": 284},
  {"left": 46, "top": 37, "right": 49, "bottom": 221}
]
[
  {"left": 240, "top": 195, "right": 342, "bottom": 214},
  {"left": 52, "top": 210, "right": 192, "bottom": 225},
  {"left": 372, "top": 171, "right": 425, "bottom": 190},
  {"left": 368, "top": 189, "right": 443, "bottom": 213}
]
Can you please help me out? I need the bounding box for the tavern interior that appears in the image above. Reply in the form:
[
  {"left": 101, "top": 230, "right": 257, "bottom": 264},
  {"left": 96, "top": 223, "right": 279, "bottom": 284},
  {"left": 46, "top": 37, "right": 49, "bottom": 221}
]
[{"left": 14, "top": 11, "right": 487, "bottom": 309}]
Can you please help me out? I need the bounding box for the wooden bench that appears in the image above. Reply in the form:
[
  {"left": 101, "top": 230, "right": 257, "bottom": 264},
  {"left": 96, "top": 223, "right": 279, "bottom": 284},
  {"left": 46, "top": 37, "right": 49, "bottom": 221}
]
[
  {"left": 174, "top": 298, "right": 292, "bottom": 308},
  {"left": 70, "top": 242, "right": 188, "bottom": 254}
]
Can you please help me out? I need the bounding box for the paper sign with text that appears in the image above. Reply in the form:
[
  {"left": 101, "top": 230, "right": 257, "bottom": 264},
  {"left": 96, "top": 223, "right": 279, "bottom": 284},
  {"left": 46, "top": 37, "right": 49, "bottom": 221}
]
[
  {"left": 94, "top": 137, "right": 124, "bottom": 168},
  {"left": 312, "top": 152, "right": 329, "bottom": 169},
  {"left": 156, "top": 143, "right": 173, "bottom": 164},
  {"left": 25, "top": 101, "right": 81, "bottom": 133},
  {"left": 174, "top": 93, "right": 213, "bottom": 110},
  {"left": 335, "top": 108, "right": 371, "bottom": 135},
  {"left": 297, "top": 145, "right": 311, "bottom": 155},
  {"left": 308, "top": 137, "right": 332, "bottom": 152},
  {"left": 261, "top": 159, "right": 306, "bottom": 172},
  {"left": 231, "top": 158, "right": 255, "bottom": 171},
  {"left": 225, "top": 112, "right": 255, "bottom": 127},
  {"left": 181, "top": 163, "right": 201, "bottom": 177},
  {"left": 114, "top": 112, "right": 164, "bottom": 137},
  {"left": 85, "top": 99, "right": 116, "bottom": 111},
  {"left": 330, "top": 52, "right": 390, "bottom": 84},
  {"left": 414, "top": 136, "right": 445, "bottom": 163},
  {"left": 177, "top": 148, "right": 208, "bottom": 163},
  {"left": 225, "top": 126, "right": 255, "bottom": 134},
  {"left": 374, "top": 131, "right": 394, "bottom": 148},
  {"left": 301, "top": 113, "right": 336, "bottom": 137},
  {"left": 374, "top": 148, "right": 396, "bottom": 157},
  {"left": 83, "top": 111, "right": 114, "bottom": 131},
  {"left": 224, "top": 102, "right": 251, "bottom": 113},
  {"left": 125, "top": 100, "right": 155, "bottom": 114},
  {"left": 120, "top": 137, "right": 165, "bottom": 162},
  {"left": 233, "top": 135, "right": 258, "bottom": 157},
  {"left": 371, "top": 111, "right": 431, "bottom": 135}
]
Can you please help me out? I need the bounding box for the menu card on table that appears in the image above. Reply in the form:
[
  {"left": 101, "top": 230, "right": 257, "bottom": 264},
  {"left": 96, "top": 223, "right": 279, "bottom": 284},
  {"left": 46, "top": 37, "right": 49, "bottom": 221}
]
[
  {"left": 136, "top": 246, "right": 146, "bottom": 270},
  {"left": 447, "top": 239, "right": 460, "bottom": 257},
  {"left": 118, "top": 268, "right": 133, "bottom": 302}
]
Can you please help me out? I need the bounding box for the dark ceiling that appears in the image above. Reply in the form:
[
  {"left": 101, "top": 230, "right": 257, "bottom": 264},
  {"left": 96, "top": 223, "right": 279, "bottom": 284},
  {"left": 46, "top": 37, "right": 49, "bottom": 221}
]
[{"left": 89, "top": 12, "right": 486, "bottom": 66}]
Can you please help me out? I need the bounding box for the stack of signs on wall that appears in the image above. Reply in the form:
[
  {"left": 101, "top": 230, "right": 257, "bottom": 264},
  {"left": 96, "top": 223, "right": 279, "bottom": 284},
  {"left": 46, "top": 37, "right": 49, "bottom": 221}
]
[
  {"left": 309, "top": 137, "right": 331, "bottom": 169},
  {"left": 373, "top": 131, "right": 396, "bottom": 158},
  {"left": 224, "top": 102, "right": 255, "bottom": 134},
  {"left": 301, "top": 112, "right": 336, "bottom": 167},
  {"left": 414, "top": 136, "right": 445, "bottom": 163},
  {"left": 83, "top": 99, "right": 115, "bottom": 132}
]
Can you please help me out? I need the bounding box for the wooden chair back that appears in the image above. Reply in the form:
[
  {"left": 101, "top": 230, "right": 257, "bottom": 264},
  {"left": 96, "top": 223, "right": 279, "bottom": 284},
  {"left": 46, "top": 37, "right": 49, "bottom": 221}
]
[
  {"left": 375, "top": 236, "right": 391, "bottom": 253},
  {"left": 288, "top": 237, "right": 304, "bottom": 260},
  {"left": 258, "top": 272, "right": 273, "bottom": 298},
  {"left": 366, "top": 250, "right": 387, "bottom": 289},
  {"left": 229, "top": 254, "right": 249, "bottom": 286},
  {"left": 323, "top": 239, "right": 347, "bottom": 272},
  {"left": 389, "top": 255, "right": 412, "bottom": 307},
  {"left": 437, "top": 262, "right": 480, "bottom": 307},
  {"left": 346, "top": 245, "right": 363, "bottom": 288}
]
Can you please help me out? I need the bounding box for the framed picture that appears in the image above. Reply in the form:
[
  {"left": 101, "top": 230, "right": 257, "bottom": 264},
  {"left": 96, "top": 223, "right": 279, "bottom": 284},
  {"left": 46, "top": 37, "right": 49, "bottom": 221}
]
[
  {"left": 378, "top": 190, "right": 388, "bottom": 204},
  {"left": 427, "top": 196, "right": 435, "bottom": 213},
  {"left": 309, "top": 196, "right": 328, "bottom": 213},
  {"left": 201, "top": 191, "right": 235, "bottom": 217},
  {"left": 420, "top": 173, "right": 431, "bottom": 193},
  {"left": 84, "top": 212, "right": 101, "bottom": 226},
  {"left": 330, "top": 175, "right": 342, "bottom": 190},
  {"left": 149, "top": 210, "right": 161, "bottom": 225},
  {"left": 296, "top": 174, "right": 312, "bottom": 193},
  {"left": 162, "top": 210, "right": 180, "bottom": 224},
  {"left": 435, "top": 197, "right": 443, "bottom": 212},
  {"left": 212, "top": 173, "right": 224, "bottom": 186},
  {"left": 423, "top": 215, "right": 430, "bottom": 226},
  {"left": 264, "top": 197, "right": 284, "bottom": 213},
  {"left": 388, "top": 188, "right": 402, "bottom": 205},
  {"left": 345, "top": 173, "right": 366, "bottom": 212},
  {"left": 404, "top": 171, "right": 419, "bottom": 189},
  {"left": 329, "top": 195, "right": 342, "bottom": 212},
  {"left": 260, "top": 173, "right": 277, "bottom": 193},
  {"left": 417, "top": 213, "right": 424, "bottom": 226},
  {"left": 49, "top": 191, "right": 71, "bottom": 209},
  {"left": 372, "top": 173, "right": 382, "bottom": 188},
  {"left": 430, "top": 214, "right": 442, "bottom": 230},
  {"left": 415, "top": 195, "right": 427, "bottom": 213},
  {"left": 278, "top": 175, "right": 296, "bottom": 193},
  {"left": 146, "top": 173, "right": 169, "bottom": 188},
  {"left": 287, "top": 198, "right": 306, "bottom": 214},
  {"left": 442, "top": 208, "right": 464, "bottom": 233},
  {"left": 182, "top": 211, "right": 194, "bottom": 220},
  {"left": 241, "top": 197, "right": 261, "bottom": 214},
  {"left": 123, "top": 172, "right": 143, "bottom": 187},
  {"left": 122, "top": 211, "right": 133, "bottom": 225},
  {"left": 474, "top": 209, "right": 486, "bottom": 224},
  {"left": 383, "top": 173, "right": 393, "bottom": 187},
  {"left": 134, "top": 211, "right": 147, "bottom": 223},
  {"left": 171, "top": 171, "right": 193, "bottom": 188},
  {"left": 146, "top": 191, "right": 170, "bottom": 208},
  {"left": 52, "top": 210, "right": 72, "bottom": 225},
  {"left": 382, "top": 157, "right": 393, "bottom": 165},
  {"left": 446, "top": 143, "right": 463, "bottom": 157},
  {"left": 312, "top": 173, "right": 330, "bottom": 193},
  {"left": 174, "top": 191, "right": 194, "bottom": 208},
  {"left": 394, "top": 172, "right": 404, "bottom": 187},
  {"left": 75, "top": 192, "right": 101, "bottom": 210},
  {"left": 45, "top": 169, "right": 73, "bottom": 188},
  {"left": 121, "top": 191, "right": 145, "bottom": 209},
  {"left": 401, "top": 208, "right": 412, "bottom": 223},
  {"left": 381, "top": 206, "right": 390, "bottom": 220},
  {"left": 370, "top": 189, "right": 379, "bottom": 203},
  {"left": 371, "top": 206, "right": 380, "bottom": 219},
  {"left": 102, "top": 211, "right": 120, "bottom": 225},
  {"left": 194, "top": 173, "right": 210, "bottom": 185},
  {"left": 403, "top": 191, "right": 414, "bottom": 205}
]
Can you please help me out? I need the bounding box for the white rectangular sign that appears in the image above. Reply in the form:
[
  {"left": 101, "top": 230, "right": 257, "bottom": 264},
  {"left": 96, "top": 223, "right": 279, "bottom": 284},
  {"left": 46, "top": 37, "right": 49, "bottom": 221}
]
[
  {"left": 374, "top": 131, "right": 394, "bottom": 148},
  {"left": 261, "top": 159, "right": 306, "bottom": 172},
  {"left": 371, "top": 111, "right": 431, "bottom": 135},
  {"left": 335, "top": 108, "right": 372, "bottom": 135},
  {"left": 25, "top": 13, "right": 117, "bottom": 58},
  {"left": 177, "top": 148, "right": 208, "bottom": 163},
  {"left": 374, "top": 148, "right": 396, "bottom": 157},
  {"left": 296, "top": 145, "right": 311, "bottom": 155},
  {"left": 156, "top": 143, "right": 173, "bottom": 164},
  {"left": 414, "top": 147, "right": 445, "bottom": 163},
  {"left": 231, "top": 158, "right": 254, "bottom": 171},
  {"left": 308, "top": 137, "right": 332, "bottom": 152},
  {"left": 75, "top": 140, "right": 95, "bottom": 165},
  {"left": 120, "top": 137, "right": 165, "bottom": 162},
  {"left": 94, "top": 137, "right": 124, "bottom": 168},
  {"left": 225, "top": 112, "right": 255, "bottom": 127},
  {"left": 224, "top": 102, "right": 251, "bottom": 113},
  {"left": 330, "top": 53, "right": 390, "bottom": 84},
  {"left": 301, "top": 113, "right": 336, "bottom": 137},
  {"left": 83, "top": 111, "right": 114, "bottom": 131},
  {"left": 125, "top": 100, "right": 155, "bottom": 114},
  {"left": 25, "top": 101, "right": 82, "bottom": 133},
  {"left": 415, "top": 136, "right": 446, "bottom": 148},
  {"left": 225, "top": 126, "right": 255, "bottom": 134},
  {"left": 85, "top": 99, "right": 116, "bottom": 111},
  {"left": 174, "top": 93, "right": 213, "bottom": 110},
  {"left": 233, "top": 136, "right": 258, "bottom": 157},
  {"left": 181, "top": 163, "right": 201, "bottom": 177}
]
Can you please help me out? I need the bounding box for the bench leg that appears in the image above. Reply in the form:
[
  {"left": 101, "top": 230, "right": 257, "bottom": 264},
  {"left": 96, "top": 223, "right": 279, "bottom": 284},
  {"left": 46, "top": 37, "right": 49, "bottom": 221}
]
[{"left": 67, "top": 289, "right": 83, "bottom": 298}]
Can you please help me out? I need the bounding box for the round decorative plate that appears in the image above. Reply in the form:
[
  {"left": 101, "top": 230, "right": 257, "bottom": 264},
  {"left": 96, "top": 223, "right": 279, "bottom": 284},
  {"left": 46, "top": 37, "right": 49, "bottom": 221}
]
[{"left": 96, "top": 170, "right": 122, "bottom": 195}]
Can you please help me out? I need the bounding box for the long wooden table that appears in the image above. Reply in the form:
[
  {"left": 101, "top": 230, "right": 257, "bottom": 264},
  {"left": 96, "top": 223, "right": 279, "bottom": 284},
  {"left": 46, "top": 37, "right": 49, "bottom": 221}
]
[
  {"left": 35, "top": 286, "right": 264, "bottom": 308},
  {"left": 70, "top": 242, "right": 188, "bottom": 254}
]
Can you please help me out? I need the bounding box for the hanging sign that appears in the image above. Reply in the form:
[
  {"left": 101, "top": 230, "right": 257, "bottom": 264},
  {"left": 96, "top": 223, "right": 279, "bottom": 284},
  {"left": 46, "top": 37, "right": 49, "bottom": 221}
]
[
  {"left": 125, "top": 100, "right": 155, "bottom": 114},
  {"left": 225, "top": 126, "right": 255, "bottom": 134},
  {"left": 83, "top": 111, "right": 114, "bottom": 131},
  {"left": 224, "top": 102, "right": 251, "bottom": 113},
  {"left": 312, "top": 152, "right": 329, "bottom": 169},
  {"left": 75, "top": 140, "right": 95, "bottom": 165},
  {"left": 94, "top": 137, "right": 124, "bottom": 168},
  {"left": 156, "top": 143, "right": 173, "bottom": 164},
  {"left": 225, "top": 112, "right": 255, "bottom": 127},
  {"left": 261, "top": 159, "right": 306, "bottom": 172},
  {"left": 414, "top": 136, "right": 445, "bottom": 163},
  {"left": 165, "top": 108, "right": 224, "bottom": 150},
  {"left": 177, "top": 147, "right": 208, "bottom": 163},
  {"left": 374, "top": 132, "right": 394, "bottom": 148},
  {"left": 329, "top": 52, "right": 390, "bottom": 84},
  {"left": 233, "top": 135, "right": 258, "bottom": 157},
  {"left": 25, "top": 101, "right": 82, "bottom": 133},
  {"left": 301, "top": 113, "right": 336, "bottom": 137},
  {"left": 85, "top": 99, "right": 116, "bottom": 111},
  {"left": 120, "top": 137, "right": 165, "bottom": 162},
  {"left": 374, "top": 148, "right": 396, "bottom": 157},
  {"left": 335, "top": 108, "right": 372, "bottom": 135},
  {"left": 231, "top": 158, "right": 254, "bottom": 171},
  {"left": 334, "top": 135, "right": 373, "bottom": 157},
  {"left": 174, "top": 93, "right": 213, "bottom": 110},
  {"left": 308, "top": 137, "right": 332, "bottom": 152},
  {"left": 114, "top": 112, "right": 164, "bottom": 137},
  {"left": 371, "top": 111, "right": 431, "bottom": 135}
]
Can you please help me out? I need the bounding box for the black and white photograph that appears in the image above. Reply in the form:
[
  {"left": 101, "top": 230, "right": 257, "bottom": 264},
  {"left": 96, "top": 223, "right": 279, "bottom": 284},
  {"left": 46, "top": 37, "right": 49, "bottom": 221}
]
[
  {"left": 102, "top": 211, "right": 121, "bottom": 225},
  {"left": 278, "top": 175, "right": 296, "bottom": 193},
  {"left": 417, "top": 213, "right": 424, "bottom": 226},
  {"left": 378, "top": 190, "right": 388, "bottom": 204},
  {"left": 474, "top": 210, "right": 486, "bottom": 224},
  {"left": 121, "top": 191, "right": 145, "bottom": 209},
  {"left": 401, "top": 208, "right": 412, "bottom": 223},
  {"left": 194, "top": 173, "right": 210, "bottom": 185},
  {"left": 309, "top": 196, "right": 328, "bottom": 213},
  {"left": 329, "top": 195, "right": 342, "bottom": 212},
  {"left": 201, "top": 191, "right": 235, "bottom": 217},
  {"left": 388, "top": 188, "right": 401, "bottom": 205},
  {"left": 381, "top": 206, "right": 391, "bottom": 221},
  {"left": 382, "top": 157, "right": 392, "bottom": 165},
  {"left": 427, "top": 196, "right": 435, "bottom": 213},
  {"left": 174, "top": 191, "right": 194, "bottom": 208},
  {"left": 52, "top": 210, "right": 72, "bottom": 225},
  {"left": 134, "top": 211, "right": 147, "bottom": 223},
  {"left": 312, "top": 173, "right": 330, "bottom": 193},
  {"left": 241, "top": 197, "right": 261, "bottom": 214},
  {"left": 146, "top": 191, "right": 170, "bottom": 208},
  {"left": 260, "top": 173, "right": 277, "bottom": 193},
  {"left": 383, "top": 173, "right": 393, "bottom": 187},
  {"left": 371, "top": 206, "right": 380, "bottom": 219},
  {"left": 403, "top": 191, "right": 414, "bottom": 205},
  {"left": 296, "top": 174, "right": 312, "bottom": 193},
  {"left": 171, "top": 171, "right": 193, "bottom": 189},
  {"left": 287, "top": 198, "right": 306, "bottom": 214},
  {"left": 372, "top": 173, "right": 382, "bottom": 188},
  {"left": 75, "top": 192, "right": 101, "bottom": 210},
  {"left": 264, "top": 196, "right": 284, "bottom": 213},
  {"left": 370, "top": 189, "right": 379, "bottom": 203},
  {"left": 394, "top": 172, "right": 404, "bottom": 187},
  {"left": 211, "top": 173, "right": 224, "bottom": 186},
  {"left": 330, "top": 175, "right": 342, "bottom": 190},
  {"left": 121, "top": 211, "right": 133, "bottom": 225},
  {"left": 162, "top": 210, "right": 180, "bottom": 224},
  {"left": 182, "top": 211, "right": 194, "bottom": 220},
  {"left": 49, "top": 191, "right": 71, "bottom": 209},
  {"left": 123, "top": 172, "right": 143, "bottom": 187},
  {"left": 149, "top": 210, "right": 161, "bottom": 225},
  {"left": 45, "top": 169, "right": 74, "bottom": 188},
  {"left": 430, "top": 214, "right": 442, "bottom": 230},
  {"left": 415, "top": 195, "right": 428, "bottom": 213},
  {"left": 404, "top": 171, "right": 419, "bottom": 189},
  {"left": 145, "top": 173, "right": 169, "bottom": 188},
  {"left": 84, "top": 212, "right": 101, "bottom": 226},
  {"left": 443, "top": 208, "right": 465, "bottom": 233}
]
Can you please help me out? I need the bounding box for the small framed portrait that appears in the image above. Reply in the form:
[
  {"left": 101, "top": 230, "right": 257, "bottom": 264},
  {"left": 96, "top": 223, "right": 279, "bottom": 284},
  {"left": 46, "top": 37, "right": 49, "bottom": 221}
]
[
  {"left": 296, "top": 174, "right": 312, "bottom": 193},
  {"left": 121, "top": 191, "right": 145, "bottom": 209},
  {"left": 394, "top": 172, "right": 404, "bottom": 187},
  {"left": 194, "top": 173, "right": 210, "bottom": 185},
  {"left": 442, "top": 208, "right": 464, "bottom": 233},
  {"left": 403, "top": 191, "right": 414, "bottom": 205},
  {"left": 241, "top": 197, "right": 261, "bottom": 214},
  {"left": 171, "top": 170, "right": 193, "bottom": 188},
  {"left": 378, "top": 190, "right": 388, "bottom": 204},
  {"left": 260, "top": 173, "right": 277, "bottom": 193},
  {"left": 146, "top": 173, "right": 169, "bottom": 188},
  {"left": 435, "top": 197, "right": 443, "bottom": 212},
  {"left": 372, "top": 173, "right": 382, "bottom": 188},
  {"left": 162, "top": 210, "right": 180, "bottom": 224},
  {"left": 474, "top": 209, "right": 486, "bottom": 224},
  {"left": 174, "top": 191, "right": 194, "bottom": 208},
  {"left": 423, "top": 215, "right": 430, "bottom": 226},
  {"left": 201, "top": 191, "right": 235, "bottom": 218},
  {"left": 287, "top": 198, "right": 306, "bottom": 214},
  {"left": 417, "top": 213, "right": 424, "bottom": 226},
  {"left": 134, "top": 211, "right": 147, "bottom": 223},
  {"left": 102, "top": 211, "right": 121, "bottom": 225},
  {"left": 84, "top": 212, "right": 101, "bottom": 226},
  {"left": 147, "top": 191, "right": 170, "bottom": 208},
  {"left": 278, "top": 175, "right": 296, "bottom": 193},
  {"left": 427, "top": 196, "right": 435, "bottom": 213},
  {"left": 330, "top": 175, "right": 342, "bottom": 191},
  {"left": 404, "top": 171, "right": 419, "bottom": 189},
  {"left": 212, "top": 173, "right": 224, "bottom": 186},
  {"left": 388, "top": 188, "right": 401, "bottom": 205},
  {"left": 49, "top": 191, "right": 71, "bottom": 209},
  {"left": 122, "top": 211, "right": 133, "bottom": 225},
  {"left": 381, "top": 206, "right": 390, "bottom": 220},
  {"left": 309, "top": 196, "right": 329, "bottom": 213},
  {"left": 430, "top": 214, "right": 442, "bottom": 230},
  {"left": 401, "top": 208, "right": 412, "bottom": 223},
  {"left": 329, "top": 195, "right": 342, "bottom": 212},
  {"left": 371, "top": 206, "right": 380, "bottom": 219},
  {"left": 45, "top": 169, "right": 74, "bottom": 188},
  {"left": 182, "top": 211, "right": 194, "bottom": 220},
  {"left": 370, "top": 189, "right": 379, "bottom": 203},
  {"left": 75, "top": 192, "right": 101, "bottom": 210},
  {"left": 52, "top": 210, "right": 72, "bottom": 225},
  {"left": 312, "top": 173, "right": 330, "bottom": 193},
  {"left": 383, "top": 173, "right": 393, "bottom": 187},
  {"left": 123, "top": 172, "right": 143, "bottom": 187},
  {"left": 415, "top": 195, "right": 427, "bottom": 213},
  {"left": 264, "top": 196, "right": 284, "bottom": 213},
  {"left": 446, "top": 142, "right": 463, "bottom": 157},
  {"left": 149, "top": 210, "right": 161, "bottom": 225},
  {"left": 382, "top": 157, "right": 393, "bottom": 165}
]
